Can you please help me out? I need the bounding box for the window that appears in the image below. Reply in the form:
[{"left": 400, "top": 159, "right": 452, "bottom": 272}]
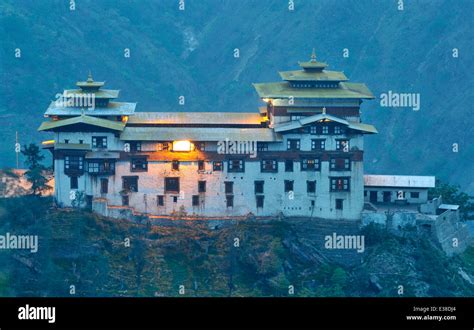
[
  {"left": 87, "top": 160, "right": 115, "bottom": 175},
  {"left": 172, "top": 160, "right": 179, "bottom": 171},
  {"left": 64, "top": 139, "right": 69, "bottom": 144},
  {"left": 228, "top": 159, "right": 245, "bottom": 172},
  {"left": 192, "top": 195, "right": 200, "bottom": 206},
  {"left": 322, "top": 126, "right": 329, "bottom": 134},
  {"left": 65, "top": 156, "right": 84, "bottom": 173},
  {"left": 100, "top": 178, "right": 108, "bottom": 194},
  {"left": 157, "top": 142, "right": 170, "bottom": 151},
  {"left": 336, "top": 139, "right": 350, "bottom": 151},
  {"left": 310, "top": 125, "right": 317, "bottom": 134},
  {"left": 410, "top": 192, "right": 420, "bottom": 199},
  {"left": 336, "top": 199, "right": 344, "bottom": 210},
  {"left": 311, "top": 139, "right": 325, "bottom": 151},
  {"left": 70, "top": 176, "right": 78, "bottom": 189},
  {"left": 198, "top": 181, "right": 206, "bottom": 193},
  {"left": 257, "top": 142, "right": 268, "bottom": 152},
  {"left": 307, "top": 181, "right": 316, "bottom": 193},
  {"left": 287, "top": 139, "right": 300, "bottom": 151},
  {"left": 122, "top": 195, "right": 129, "bottom": 206},
  {"left": 254, "top": 181, "right": 264, "bottom": 194},
  {"left": 79, "top": 139, "right": 83, "bottom": 144},
  {"left": 330, "top": 158, "right": 351, "bottom": 171},
  {"left": 226, "top": 195, "right": 234, "bottom": 208},
  {"left": 122, "top": 176, "right": 138, "bottom": 192},
  {"left": 334, "top": 126, "right": 342, "bottom": 134},
  {"left": 224, "top": 181, "right": 233, "bottom": 194},
  {"left": 165, "top": 177, "right": 180, "bottom": 193},
  {"left": 92, "top": 136, "right": 107, "bottom": 149},
  {"left": 261, "top": 159, "right": 278, "bottom": 172},
  {"left": 256, "top": 195, "right": 264, "bottom": 208},
  {"left": 330, "top": 177, "right": 350, "bottom": 192},
  {"left": 157, "top": 195, "right": 164, "bottom": 206},
  {"left": 285, "top": 160, "right": 294, "bottom": 172},
  {"left": 173, "top": 196, "right": 178, "bottom": 203},
  {"left": 194, "top": 142, "right": 206, "bottom": 151},
  {"left": 301, "top": 158, "right": 320, "bottom": 171},
  {"left": 131, "top": 158, "right": 148, "bottom": 172},
  {"left": 213, "top": 161, "right": 223, "bottom": 171},
  {"left": 284, "top": 180, "right": 294, "bottom": 193},
  {"left": 198, "top": 160, "right": 205, "bottom": 171},
  {"left": 130, "top": 141, "right": 142, "bottom": 152}
]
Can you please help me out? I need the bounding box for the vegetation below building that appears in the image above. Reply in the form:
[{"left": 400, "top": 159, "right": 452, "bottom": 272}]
[{"left": 0, "top": 196, "right": 473, "bottom": 297}]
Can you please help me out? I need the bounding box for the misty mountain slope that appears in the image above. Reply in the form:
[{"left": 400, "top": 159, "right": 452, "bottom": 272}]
[{"left": 0, "top": 0, "right": 472, "bottom": 192}]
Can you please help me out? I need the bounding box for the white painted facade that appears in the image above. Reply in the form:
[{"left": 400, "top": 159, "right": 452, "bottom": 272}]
[{"left": 41, "top": 55, "right": 379, "bottom": 221}]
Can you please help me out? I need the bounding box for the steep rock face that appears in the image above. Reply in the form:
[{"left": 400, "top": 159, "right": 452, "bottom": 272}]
[{"left": 1, "top": 0, "right": 473, "bottom": 191}]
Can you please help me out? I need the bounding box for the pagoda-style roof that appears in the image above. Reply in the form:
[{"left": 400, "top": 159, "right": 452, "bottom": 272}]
[
  {"left": 127, "top": 111, "right": 265, "bottom": 125},
  {"left": 45, "top": 101, "right": 136, "bottom": 116},
  {"left": 120, "top": 127, "right": 281, "bottom": 142},
  {"left": 279, "top": 69, "right": 348, "bottom": 82},
  {"left": 38, "top": 114, "right": 125, "bottom": 132},
  {"left": 297, "top": 49, "right": 328, "bottom": 70},
  {"left": 76, "top": 72, "right": 105, "bottom": 89},
  {"left": 253, "top": 81, "right": 375, "bottom": 99},
  {"left": 274, "top": 113, "right": 378, "bottom": 134},
  {"left": 63, "top": 88, "right": 120, "bottom": 99}
]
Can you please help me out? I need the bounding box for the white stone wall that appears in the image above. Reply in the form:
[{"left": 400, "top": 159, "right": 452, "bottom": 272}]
[
  {"left": 363, "top": 187, "right": 429, "bottom": 204},
  {"left": 54, "top": 131, "right": 365, "bottom": 220}
]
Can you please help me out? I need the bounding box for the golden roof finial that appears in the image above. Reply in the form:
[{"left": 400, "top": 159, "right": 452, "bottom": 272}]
[
  {"left": 311, "top": 48, "right": 317, "bottom": 62},
  {"left": 87, "top": 70, "right": 93, "bottom": 83}
]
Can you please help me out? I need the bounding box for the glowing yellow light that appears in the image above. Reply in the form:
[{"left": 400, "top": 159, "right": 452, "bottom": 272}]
[
  {"left": 262, "top": 98, "right": 271, "bottom": 103},
  {"left": 172, "top": 140, "right": 192, "bottom": 152},
  {"left": 122, "top": 115, "right": 129, "bottom": 123},
  {"left": 42, "top": 140, "right": 55, "bottom": 145}
]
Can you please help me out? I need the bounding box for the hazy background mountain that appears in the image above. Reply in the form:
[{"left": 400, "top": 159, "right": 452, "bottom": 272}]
[{"left": 0, "top": 0, "right": 473, "bottom": 192}]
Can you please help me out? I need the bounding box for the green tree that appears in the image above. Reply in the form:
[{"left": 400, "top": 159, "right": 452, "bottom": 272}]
[
  {"left": 429, "top": 181, "right": 474, "bottom": 220},
  {"left": 21, "top": 143, "right": 51, "bottom": 196}
]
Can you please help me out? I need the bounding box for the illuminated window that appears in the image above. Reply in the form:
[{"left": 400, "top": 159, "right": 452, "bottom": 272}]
[
  {"left": 301, "top": 158, "right": 320, "bottom": 171},
  {"left": 330, "top": 177, "right": 350, "bottom": 192},
  {"left": 172, "top": 140, "right": 192, "bottom": 152},
  {"left": 213, "top": 161, "right": 223, "bottom": 171}
]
